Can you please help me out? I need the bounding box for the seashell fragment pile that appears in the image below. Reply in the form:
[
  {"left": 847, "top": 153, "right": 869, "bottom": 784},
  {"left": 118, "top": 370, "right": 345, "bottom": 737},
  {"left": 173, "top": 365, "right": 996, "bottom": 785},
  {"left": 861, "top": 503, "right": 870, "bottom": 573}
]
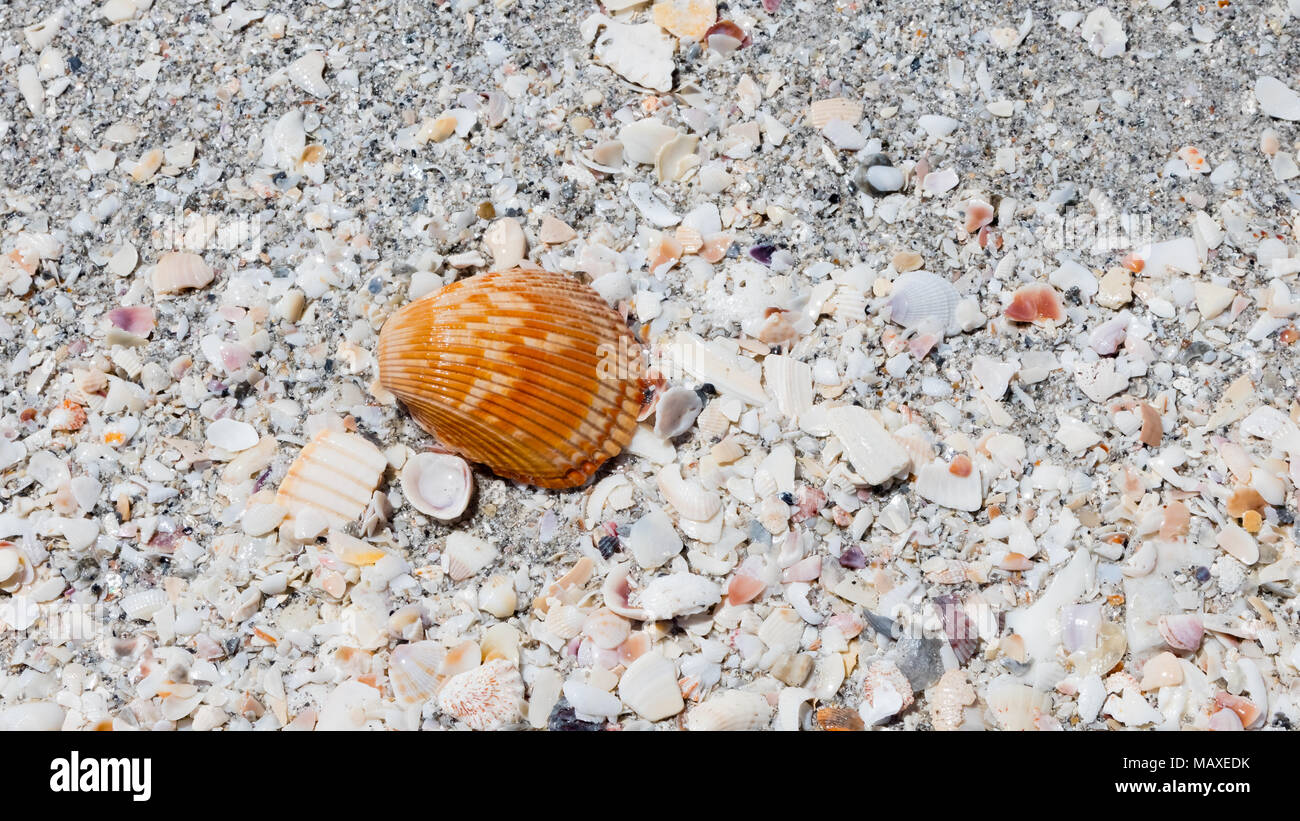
[{"left": 378, "top": 267, "right": 645, "bottom": 489}]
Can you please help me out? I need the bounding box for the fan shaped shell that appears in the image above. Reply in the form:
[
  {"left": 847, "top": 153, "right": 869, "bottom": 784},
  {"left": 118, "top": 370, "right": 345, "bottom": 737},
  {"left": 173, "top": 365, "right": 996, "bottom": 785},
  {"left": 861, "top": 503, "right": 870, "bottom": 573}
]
[{"left": 378, "top": 268, "right": 645, "bottom": 489}]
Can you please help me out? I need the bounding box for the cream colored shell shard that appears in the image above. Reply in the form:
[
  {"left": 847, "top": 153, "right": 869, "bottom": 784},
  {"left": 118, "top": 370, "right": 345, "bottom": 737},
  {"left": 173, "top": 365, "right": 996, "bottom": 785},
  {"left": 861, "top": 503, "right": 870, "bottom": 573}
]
[
  {"left": 618, "top": 652, "right": 684, "bottom": 721},
  {"left": 826, "top": 405, "right": 909, "bottom": 485},
  {"left": 583, "top": 14, "right": 676, "bottom": 92},
  {"left": 927, "top": 669, "right": 975, "bottom": 731},
  {"left": 438, "top": 659, "right": 525, "bottom": 731},
  {"left": 685, "top": 689, "right": 772, "bottom": 731},
  {"left": 275, "top": 428, "right": 387, "bottom": 528},
  {"left": 652, "top": 0, "right": 717, "bottom": 40},
  {"left": 151, "top": 251, "right": 215, "bottom": 294},
  {"left": 809, "top": 97, "right": 863, "bottom": 129}
]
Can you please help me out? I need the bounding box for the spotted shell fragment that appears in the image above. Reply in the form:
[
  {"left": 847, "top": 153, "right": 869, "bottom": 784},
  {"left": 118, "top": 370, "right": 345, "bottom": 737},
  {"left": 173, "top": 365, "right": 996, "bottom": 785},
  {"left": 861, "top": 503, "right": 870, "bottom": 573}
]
[{"left": 377, "top": 268, "right": 645, "bottom": 489}]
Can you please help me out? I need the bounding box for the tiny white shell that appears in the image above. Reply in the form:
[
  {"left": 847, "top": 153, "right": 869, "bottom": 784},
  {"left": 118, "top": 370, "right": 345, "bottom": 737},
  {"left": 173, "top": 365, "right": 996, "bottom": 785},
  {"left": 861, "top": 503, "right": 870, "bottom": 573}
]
[
  {"left": 151, "top": 251, "right": 214, "bottom": 294},
  {"left": 1158, "top": 614, "right": 1204, "bottom": 652},
  {"left": 618, "top": 652, "right": 684, "bottom": 721},
  {"left": 639, "top": 572, "right": 721, "bottom": 621},
  {"left": 886, "top": 271, "right": 961, "bottom": 335},
  {"left": 685, "top": 690, "right": 772, "bottom": 731},
  {"left": 581, "top": 607, "right": 631, "bottom": 649},
  {"left": 619, "top": 118, "right": 680, "bottom": 165},
  {"left": 914, "top": 459, "right": 982, "bottom": 512},
  {"left": 656, "top": 463, "right": 721, "bottom": 522},
  {"left": 562, "top": 679, "right": 623, "bottom": 722},
  {"left": 478, "top": 575, "right": 517, "bottom": 619},
  {"left": 389, "top": 641, "right": 445, "bottom": 706},
  {"left": 439, "top": 659, "right": 524, "bottom": 731},
  {"left": 286, "top": 50, "right": 329, "bottom": 97},
  {"left": 545, "top": 604, "right": 587, "bottom": 640},
  {"left": 120, "top": 589, "right": 167, "bottom": 621},
  {"left": 442, "top": 532, "right": 498, "bottom": 581},
  {"left": 654, "top": 386, "right": 704, "bottom": 438},
  {"left": 757, "top": 607, "right": 804, "bottom": 655},
  {"left": 205, "top": 418, "right": 259, "bottom": 452},
  {"left": 401, "top": 452, "right": 473, "bottom": 521},
  {"left": 625, "top": 506, "right": 683, "bottom": 570}
]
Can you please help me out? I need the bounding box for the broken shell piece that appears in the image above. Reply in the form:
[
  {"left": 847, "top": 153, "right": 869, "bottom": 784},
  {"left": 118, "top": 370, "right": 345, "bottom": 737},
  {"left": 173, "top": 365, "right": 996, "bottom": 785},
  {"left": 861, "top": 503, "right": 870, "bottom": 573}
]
[
  {"left": 652, "top": 0, "right": 717, "bottom": 40},
  {"left": 1004, "top": 284, "right": 1065, "bottom": 325},
  {"left": 985, "top": 676, "right": 1050, "bottom": 731},
  {"left": 619, "top": 118, "right": 679, "bottom": 165},
  {"left": 1194, "top": 282, "right": 1235, "bottom": 320},
  {"left": 626, "top": 507, "right": 683, "bottom": 570},
  {"left": 915, "top": 458, "right": 982, "bottom": 511},
  {"left": 151, "top": 252, "right": 214, "bottom": 294},
  {"left": 827, "top": 405, "right": 909, "bottom": 485},
  {"left": 964, "top": 199, "right": 995, "bottom": 233},
  {"left": 275, "top": 428, "right": 387, "bottom": 528},
  {"left": 483, "top": 218, "right": 527, "bottom": 270},
  {"left": 129, "top": 148, "right": 163, "bottom": 182},
  {"left": 442, "top": 531, "right": 498, "bottom": 581},
  {"left": 287, "top": 51, "right": 329, "bottom": 97},
  {"left": 654, "top": 386, "right": 704, "bottom": 438},
  {"left": 438, "top": 659, "right": 524, "bottom": 731},
  {"left": 704, "top": 20, "right": 748, "bottom": 52},
  {"left": 618, "top": 652, "right": 684, "bottom": 721},
  {"left": 377, "top": 268, "right": 644, "bottom": 489},
  {"left": 1157, "top": 614, "right": 1203, "bottom": 652},
  {"left": 686, "top": 689, "right": 772, "bottom": 731},
  {"left": 1139, "top": 652, "right": 1183, "bottom": 690},
  {"left": 809, "top": 97, "right": 863, "bottom": 129},
  {"left": 539, "top": 215, "right": 577, "bottom": 245},
  {"left": 479, "top": 575, "right": 518, "bottom": 619},
  {"left": 1216, "top": 524, "right": 1258, "bottom": 565},
  {"left": 655, "top": 133, "right": 700, "bottom": 182},
  {"left": 401, "top": 452, "right": 473, "bottom": 521},
  {"left": 639, "top": 572, "right": 721, "bottom": 620},
  {"left": 657, "top": 463, "right": 721, "bottom": 521},
  {"left": 586, "top": 14, "right": 675, "bottom": 92}
]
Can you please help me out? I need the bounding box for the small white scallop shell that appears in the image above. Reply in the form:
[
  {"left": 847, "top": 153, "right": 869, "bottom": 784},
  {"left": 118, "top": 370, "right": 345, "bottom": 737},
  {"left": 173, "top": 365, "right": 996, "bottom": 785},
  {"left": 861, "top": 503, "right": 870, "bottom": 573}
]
[
  {"left": 151, "top": 251, "right": 214, "bottom": 294},
  {"left": 618, "top": 652, "right": 684, "bottom": 721},
  {"left": 438, "top": 659, "right": 524, "bottom": 731},
  {"left": 286, "top": 50, "right": 329, "bottom": 97},
  {"left": 545, "top": 604, "right": 587, "bottom": 640},
  {"left": 401, "top": 452, "right": 473, "bottom": 521},
  {"left": 653, "top": 386, "right": 704, "bottom": 438},
  {"left": 389, "top": 641, "right": 445, "bottom": 706},
  {"left": 885, "top": 271, "right": 961, "bottom": 335},
  {"left": 442, "top": 531, "right": 498, "bottom": 581},
  {"left": 656, "top": 463, "right": 721, "bottom": 522},
  {"left": 685, "top": 690, "right": 773, "bottom": 731},
  {"left": 757, "top": 607, "right": 804, "bottom": 655},
  {"left": 581, "top": 607, "right": 631, "bottom": 649}
]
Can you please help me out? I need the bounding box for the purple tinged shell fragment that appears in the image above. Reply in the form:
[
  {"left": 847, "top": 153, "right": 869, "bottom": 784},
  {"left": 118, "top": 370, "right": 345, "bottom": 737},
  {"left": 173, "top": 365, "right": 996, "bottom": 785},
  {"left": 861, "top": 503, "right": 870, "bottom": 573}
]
[{"left": 934, "top": 594, "right": 978, "bottom": 665}]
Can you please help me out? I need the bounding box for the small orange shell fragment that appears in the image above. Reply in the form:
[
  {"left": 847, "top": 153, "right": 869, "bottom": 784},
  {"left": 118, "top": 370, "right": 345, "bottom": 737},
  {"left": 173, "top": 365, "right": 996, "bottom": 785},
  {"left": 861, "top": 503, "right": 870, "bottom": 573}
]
[
  {"left": 377, "top": 268, "right": 645, "bottom": 489},
  {"left": 816, "top": 706, "right": 865, "bottom": 731}
]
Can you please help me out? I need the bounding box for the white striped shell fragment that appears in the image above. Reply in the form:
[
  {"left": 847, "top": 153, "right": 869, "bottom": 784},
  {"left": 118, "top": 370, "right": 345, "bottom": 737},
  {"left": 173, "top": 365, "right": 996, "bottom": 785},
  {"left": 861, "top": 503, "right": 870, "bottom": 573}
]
[
  {"left": 377, "top": 267, "right": 645, "bottom": 489},
  {"left": 438, "top": 658, "right": 525, "bottom": 731},
  {"left": 389, "top": 641, "right": 445, "bottom": 706},
  {"left": 685, "top": 689, "right": 772, "bottom": 731},
  {"left": 275, "top": 428, "right": 387, "bottom": 528}
]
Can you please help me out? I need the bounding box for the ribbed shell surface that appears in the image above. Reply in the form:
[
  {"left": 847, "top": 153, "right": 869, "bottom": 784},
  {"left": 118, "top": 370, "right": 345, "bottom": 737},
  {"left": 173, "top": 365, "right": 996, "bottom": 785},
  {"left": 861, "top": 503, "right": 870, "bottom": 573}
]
[{"left": 377, "top": 268, "right": 644, "bottom": 489}]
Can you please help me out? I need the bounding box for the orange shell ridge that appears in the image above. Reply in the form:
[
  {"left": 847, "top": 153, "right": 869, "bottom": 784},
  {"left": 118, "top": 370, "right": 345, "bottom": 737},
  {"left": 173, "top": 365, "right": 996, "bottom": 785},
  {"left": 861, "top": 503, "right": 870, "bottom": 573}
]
[{"left": 377, "top": 267, "right": 646, "bottom": 489}]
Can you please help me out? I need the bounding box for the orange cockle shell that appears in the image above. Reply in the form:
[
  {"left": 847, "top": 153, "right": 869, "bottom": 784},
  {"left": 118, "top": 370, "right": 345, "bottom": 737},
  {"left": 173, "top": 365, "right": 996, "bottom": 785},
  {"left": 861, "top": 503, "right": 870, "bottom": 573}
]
[{"left": 377, "top": 268, "right": 645, "bottom": 489}]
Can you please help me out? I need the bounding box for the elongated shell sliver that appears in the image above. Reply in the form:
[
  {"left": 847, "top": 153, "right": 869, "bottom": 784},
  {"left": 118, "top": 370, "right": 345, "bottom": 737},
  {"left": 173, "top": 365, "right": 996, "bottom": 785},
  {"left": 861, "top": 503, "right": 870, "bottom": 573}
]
[{"left": 377, "top": 268, "right": 645, "bottom": 489}]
